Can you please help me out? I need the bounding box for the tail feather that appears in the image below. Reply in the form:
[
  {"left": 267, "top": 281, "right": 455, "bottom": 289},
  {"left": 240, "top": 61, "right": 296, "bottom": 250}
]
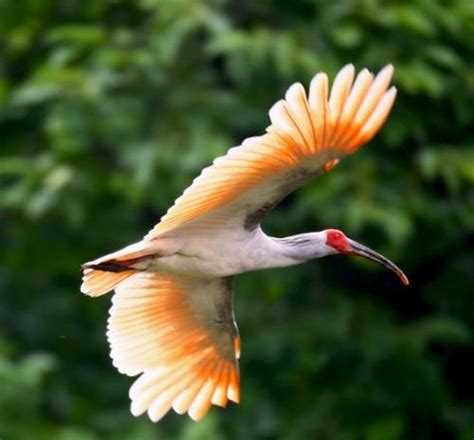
[
  {"left": 81, "top": 267, "right": 134, "bottom": 297},
  {"left": 81, "top": 241, "right": 155, "bottom": 297}
]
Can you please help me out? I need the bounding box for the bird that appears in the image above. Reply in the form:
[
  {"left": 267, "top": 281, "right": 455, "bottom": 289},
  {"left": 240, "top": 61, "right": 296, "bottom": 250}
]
[{"left": 81, "top": 64, "right": 409, "bottom": 423}]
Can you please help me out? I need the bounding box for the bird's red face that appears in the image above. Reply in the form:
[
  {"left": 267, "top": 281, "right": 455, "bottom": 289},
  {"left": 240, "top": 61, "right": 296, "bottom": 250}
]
[
  {"left": 325, "top": 229, "right": 351, "bottom": 253},
  {"left": 325, "top": 229, "right": 409, "bottom": 286}
]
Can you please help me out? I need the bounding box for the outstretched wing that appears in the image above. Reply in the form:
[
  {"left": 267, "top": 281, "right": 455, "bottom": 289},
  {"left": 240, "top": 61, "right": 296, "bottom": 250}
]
[
  {"left": 108, "top": 272, "right": 240, "bottom": 422},
  {"left": 145, "top": 64, "right": 396, "bottom": 239}
]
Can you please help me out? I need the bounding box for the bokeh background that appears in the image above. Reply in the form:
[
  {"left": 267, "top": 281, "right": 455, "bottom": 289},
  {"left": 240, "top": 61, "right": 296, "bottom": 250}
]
[{"left": 1, "top": 0, "right": 473, "bottom": 439}]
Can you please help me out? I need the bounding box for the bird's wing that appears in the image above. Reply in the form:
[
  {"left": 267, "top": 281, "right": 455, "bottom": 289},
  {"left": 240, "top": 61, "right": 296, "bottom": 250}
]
[
  {"left": 145, "top": 64, "right": 396, "bottom": 239},
  {"left": 107, "top": 271, "right": 240, "bottom": 422}
]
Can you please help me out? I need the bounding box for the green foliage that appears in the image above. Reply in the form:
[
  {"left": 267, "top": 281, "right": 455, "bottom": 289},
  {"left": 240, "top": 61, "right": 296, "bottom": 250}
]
[{"left": 1, "top": 0, "right": 473, "bottom": 438}]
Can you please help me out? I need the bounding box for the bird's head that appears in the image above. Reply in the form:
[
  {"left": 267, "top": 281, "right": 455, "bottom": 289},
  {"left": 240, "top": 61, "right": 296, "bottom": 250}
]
[{"left": 324, "top": 229, "right": 409, "bottom": 286}]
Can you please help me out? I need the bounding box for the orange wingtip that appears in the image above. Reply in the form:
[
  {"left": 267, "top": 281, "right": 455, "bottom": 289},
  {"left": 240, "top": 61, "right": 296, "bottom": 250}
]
[
  {"left": 233, "top": 336, "right": 241, "bottom": 359},
  {"left": 323, "top": 159, "right": 339, "bottom": 173}
]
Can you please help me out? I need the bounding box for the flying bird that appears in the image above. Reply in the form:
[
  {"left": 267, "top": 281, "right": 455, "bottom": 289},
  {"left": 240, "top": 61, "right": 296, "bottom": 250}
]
[{"left": 81, "top": 64, "right": 408, "bottom": 422}]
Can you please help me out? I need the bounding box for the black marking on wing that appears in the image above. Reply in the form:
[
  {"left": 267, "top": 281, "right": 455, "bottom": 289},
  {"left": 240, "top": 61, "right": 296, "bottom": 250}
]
[
  {"left": 243, "top": 166, "right": 326, "bottom": 231},
  {"left": 82, "top": 260, "right": 130, "bottom": 273},
  {"left": 214, "top": 276, "right": 238, "bottom": 337},
  {"left": 203, "top": 276, "right": 239, "bottom": 361},
  {"left": 82, "top": 255, "right": 156, "bottom": 272}
]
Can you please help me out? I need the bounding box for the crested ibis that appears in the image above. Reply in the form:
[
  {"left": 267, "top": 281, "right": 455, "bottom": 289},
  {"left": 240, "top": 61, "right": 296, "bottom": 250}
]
[{"left": 81, "top": 64, "right": 409, "bottom": 422}]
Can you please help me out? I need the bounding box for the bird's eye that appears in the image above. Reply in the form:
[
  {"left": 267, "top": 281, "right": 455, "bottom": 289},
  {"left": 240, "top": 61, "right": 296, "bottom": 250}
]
[{"left": 334, "top": 232, "right": 341, "bottom": 240}]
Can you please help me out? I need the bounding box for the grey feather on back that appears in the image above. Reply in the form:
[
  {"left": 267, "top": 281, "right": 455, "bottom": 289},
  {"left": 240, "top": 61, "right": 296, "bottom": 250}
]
[{"left": 243, "top": 166, "right": 325, "bottom": 231}]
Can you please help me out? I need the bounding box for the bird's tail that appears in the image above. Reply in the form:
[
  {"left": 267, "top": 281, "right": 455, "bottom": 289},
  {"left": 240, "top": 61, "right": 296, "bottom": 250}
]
[
  {"left": 81, "top": 268, "right": 135, "bottom": 297},
  {"left": 80, "top": 241, "right": 153, "bottom": 297}
]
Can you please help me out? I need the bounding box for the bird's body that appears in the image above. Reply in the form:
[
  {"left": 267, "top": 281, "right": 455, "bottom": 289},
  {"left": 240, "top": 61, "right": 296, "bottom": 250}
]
[
  {"left": 100, "top": 229, "right": 332, "bottom": 278},
  {"left": 81, "top": 64, "right": 408, "bottom": 422}
]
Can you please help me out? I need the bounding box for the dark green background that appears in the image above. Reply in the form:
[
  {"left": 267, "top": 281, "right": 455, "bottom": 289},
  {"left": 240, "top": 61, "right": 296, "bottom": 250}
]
[{"left": 1, "top": 0, "right": 473, "bottom": 438}]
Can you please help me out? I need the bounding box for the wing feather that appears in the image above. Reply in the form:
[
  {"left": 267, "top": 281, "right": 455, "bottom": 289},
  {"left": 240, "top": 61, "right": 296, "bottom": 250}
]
[
  {"left": 145, "top": 64, "right": 396, "bottom": 239},
  {"left": 327, "top": 64, "right": 356, "bottom": 147},
  {"left": 108, "top": 272, "right": 240, "bottom": 421}
]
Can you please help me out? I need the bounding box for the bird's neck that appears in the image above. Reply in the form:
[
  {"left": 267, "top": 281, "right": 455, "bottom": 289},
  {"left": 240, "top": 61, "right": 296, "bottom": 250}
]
[{"left": 249, "top": 230, "right": 335, "bottom": 271}]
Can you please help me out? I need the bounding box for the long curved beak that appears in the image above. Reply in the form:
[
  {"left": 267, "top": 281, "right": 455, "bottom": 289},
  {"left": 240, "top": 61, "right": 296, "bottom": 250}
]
[{"left": 348, "top": 239, "right": 409, "bottom": 286}]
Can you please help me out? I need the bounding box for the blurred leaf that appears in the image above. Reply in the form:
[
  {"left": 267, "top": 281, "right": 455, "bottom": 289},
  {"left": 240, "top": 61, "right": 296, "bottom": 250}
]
[{"left": 399, "top": 317, "right": 471, "bottom": 353}]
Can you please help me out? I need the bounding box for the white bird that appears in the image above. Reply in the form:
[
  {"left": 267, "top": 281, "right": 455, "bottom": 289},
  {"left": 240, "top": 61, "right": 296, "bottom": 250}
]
[{"left": 81, "top": 64, "right": 408, "bottom": 422}]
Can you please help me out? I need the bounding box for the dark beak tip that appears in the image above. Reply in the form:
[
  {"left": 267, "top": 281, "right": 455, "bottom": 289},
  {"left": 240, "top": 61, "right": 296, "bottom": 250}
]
[
  {"left": 401, "top": 274, "right": 410, "bottom": 286},
  {"left": 348, "top": 239, "right": 409, "bottom": 287}
]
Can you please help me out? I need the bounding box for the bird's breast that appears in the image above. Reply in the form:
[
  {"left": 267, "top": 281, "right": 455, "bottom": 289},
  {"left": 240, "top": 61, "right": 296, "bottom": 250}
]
[{"left": 147, "top": 229, "right": 270, "bottom": 277}]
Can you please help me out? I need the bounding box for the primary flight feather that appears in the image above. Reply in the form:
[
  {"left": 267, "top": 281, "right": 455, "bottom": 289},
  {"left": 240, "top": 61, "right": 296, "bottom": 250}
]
[{"left": 81, "top": 64, "right": 408, "bottom": 422}]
